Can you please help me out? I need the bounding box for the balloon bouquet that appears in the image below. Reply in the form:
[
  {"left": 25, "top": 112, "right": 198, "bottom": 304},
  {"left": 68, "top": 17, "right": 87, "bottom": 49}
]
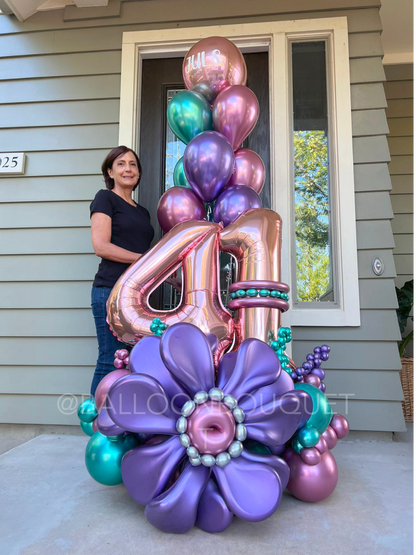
[{"left": 78, "top": 37, "right": 349, "bottom": 534}]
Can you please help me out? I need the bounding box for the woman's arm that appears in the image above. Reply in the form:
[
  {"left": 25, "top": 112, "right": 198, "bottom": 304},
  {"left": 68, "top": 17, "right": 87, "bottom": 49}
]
[{"left": 91, "top": 212, "right": 142, "bottom": 264}]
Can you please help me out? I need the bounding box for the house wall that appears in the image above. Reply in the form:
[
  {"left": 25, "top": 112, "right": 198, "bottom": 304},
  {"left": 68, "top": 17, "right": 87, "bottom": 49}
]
[
  {"left": 385, "top": 63, "right": 413, "bottom": 357},
  {"left": 0, "top": 0, "right": 405, "bottom": 431}
]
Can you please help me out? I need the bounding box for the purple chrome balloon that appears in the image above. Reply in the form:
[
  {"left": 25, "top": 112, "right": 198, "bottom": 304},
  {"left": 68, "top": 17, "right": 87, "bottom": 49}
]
[
  {"left": 157, "top": 186, "right": 207, "bottom": 233},
  {"left": 213, "top": 185, "right": 262, "bottom": 227},
  {"left": 330, "top": 414, "right": 350, "bottom": 439},
  {"left": 213, "top": 85, "right": 259, "bottom": 151},
  {"left": 227, "top": 148, "right": 265, "bottom": 193},
  {"left": 183, "top": 131, "right": 234, "bottom": 202}
]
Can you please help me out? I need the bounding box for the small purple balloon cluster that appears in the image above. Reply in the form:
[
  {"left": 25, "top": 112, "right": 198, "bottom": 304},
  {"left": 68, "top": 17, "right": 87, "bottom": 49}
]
[
  {"left": 292, "top": 345, "right": 330, "bottom": 393},
  {"left": 157, "top": 39, "right": 265, "bottom": 233}
]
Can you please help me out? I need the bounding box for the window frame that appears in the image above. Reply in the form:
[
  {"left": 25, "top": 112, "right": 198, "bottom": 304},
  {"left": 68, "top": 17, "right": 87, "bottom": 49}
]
[{"left": 119, "top": 16, "right": 360, "bottom": 327}]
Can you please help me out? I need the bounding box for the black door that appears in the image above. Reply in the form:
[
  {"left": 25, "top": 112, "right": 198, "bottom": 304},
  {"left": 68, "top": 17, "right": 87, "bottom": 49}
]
[{"left": 139, "top": 52, "right": 270, "bottom": 308}]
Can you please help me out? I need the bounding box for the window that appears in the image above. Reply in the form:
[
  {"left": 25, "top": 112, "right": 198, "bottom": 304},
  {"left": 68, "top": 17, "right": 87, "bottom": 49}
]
[{"left": 119, "top": 16, "right": 360, "bottom": 327}]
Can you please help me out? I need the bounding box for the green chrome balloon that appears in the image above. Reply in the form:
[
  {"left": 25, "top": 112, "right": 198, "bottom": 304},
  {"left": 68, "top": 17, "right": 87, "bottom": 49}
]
[
  {"left": 167, "top": 90, "right": 212, "bottom": 145},
  {"left": 173, "top": 157, "right": 190, "bottom": 188},
  {"left": 78, "top": 397, "right": 97, "bottom": 423},
  {"left": 244, "top": 439, "right": 271, "bottom": 455},
  {"left": 80, "top": 420, "right": 94, "bottom": 436},
  {"left": 295, "top": 383, "right": 333, "bottom": 434},
  {"left": 296, "top": 425, "right": 320, "bottom": 448},
  {"left": 292, "top": 438, "right": 303, "bottom": 454},
  {"left": 85, "top": 431, "right": 137, "bottom": 486}
]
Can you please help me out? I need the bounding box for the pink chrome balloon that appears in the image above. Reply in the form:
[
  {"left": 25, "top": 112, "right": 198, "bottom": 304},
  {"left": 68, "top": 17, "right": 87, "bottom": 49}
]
[
  {"left": 213, "top": 85, "right": 259, "bottom": 151},
  {"left": 300, "top": 447, "right": 321, "bottom": 466},
  {"left": 106, "top": 220, "right": 234, "bottom": 365},
  {"left": 183, "top": 37, "right": 247, "bottom": 102},
  {"left": 113, "top": 357, "right": 124, "bottom": 369},
  {"left": 304, "top": 375, "right": 321, "bottom": 388},
  {"left": 92, "top": 418, "right": 99, "bottom": 433},
  {"left": 330, "top": 414, "right": 350, "bottom": 439},
  {"left": 94, "top": 369, "right": 130, "bottom": 412},
  {"left": 322, "top": 425, "right": 338, "bottom": 450},
  {"left": 187, "top": 401, "right": 236, "bottom": 455},
  {"left": 157, "top": 186, "right": 207, "bottom": 233},
  {"left": 228, "top": 148, "right": 265, "bottom": 194},
  {"left": 285, "top": 449, "right": 338, "bottom": 502},
  {"left": 315, "top": 436, "right": 328, "bottom": 454}
]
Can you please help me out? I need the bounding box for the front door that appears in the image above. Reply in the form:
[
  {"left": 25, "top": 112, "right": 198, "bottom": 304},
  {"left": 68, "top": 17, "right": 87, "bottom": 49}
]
[{"left": 139, "top": 52, "right": 270, "bottom": 309}]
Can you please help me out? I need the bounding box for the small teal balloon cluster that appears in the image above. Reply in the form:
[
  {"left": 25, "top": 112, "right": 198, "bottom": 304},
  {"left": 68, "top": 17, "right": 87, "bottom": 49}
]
[
  {"left": 291, "top": 383, "right": 333, "bottom": 453},
  {"left": 85, "top": 431, "right": 138, "bottom": 486},
  {"left": 150, "top": 318, "right": 168, "bottom": 336},
  {"left": 269, "top": 327, "right": 292, "bottom": 374},
  {"left": 230, "top": 288, "right": 289, "bottom": 301},
  {"left": 78, "top": 397, "right": 98, "bottom": 437}
]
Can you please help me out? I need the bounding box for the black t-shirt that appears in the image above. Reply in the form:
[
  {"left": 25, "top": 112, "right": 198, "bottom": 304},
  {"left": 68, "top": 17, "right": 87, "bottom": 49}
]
[{"left": 90, "top": 189, "right": 154, "bottom": 288}]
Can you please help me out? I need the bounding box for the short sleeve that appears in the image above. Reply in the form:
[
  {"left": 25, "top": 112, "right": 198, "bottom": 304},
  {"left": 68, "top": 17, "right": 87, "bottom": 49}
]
[{"left": 90, "top": 190, "right": 114, "bottom": 219}]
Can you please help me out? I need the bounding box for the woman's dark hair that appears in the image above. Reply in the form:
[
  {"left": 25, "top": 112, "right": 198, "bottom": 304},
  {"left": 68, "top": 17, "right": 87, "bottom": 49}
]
[{"left": 101, "top": 145, "right": 142, "bottom": 191}]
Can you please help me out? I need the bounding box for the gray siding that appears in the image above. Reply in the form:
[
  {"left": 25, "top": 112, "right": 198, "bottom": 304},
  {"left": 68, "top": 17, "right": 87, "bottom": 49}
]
[
  {"left": 0, "top": 0, "right": 405, "bottom": 431},
  {"left": 385, "top": 64, "right": 414, "bottom": 357}
]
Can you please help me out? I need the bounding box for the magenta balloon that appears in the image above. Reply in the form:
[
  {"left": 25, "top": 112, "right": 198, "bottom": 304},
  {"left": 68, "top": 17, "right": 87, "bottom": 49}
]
[
  {"left": 213, "top": 185, "right": 262, "bottom": 227},
  {"left": 285, "top": 450, "right": 338, "bottom": 502},
  {"left": 315, "top": 436, "right": 328, "bottom": 454},
  {"left": 95, "top": 369, "right": 130, "bottom": 412},
  {"left": 330, "top": 415, "right": 350, "bottom": 439},
  {"left": 92, "top": 418, "right": 99, "bottom": 433},
  {"left": 157, "top": 186, "right": 207, "bottom": 233},
  {"left": 300, "top": 447, "right": 321, "bottom": 466},
  {"left": 114, "top": 357, "right": 124, "bottom": 369},
  {"left": 304, "top": 374, "right": 321, "bottom": 388},
  {"left": 213, "top": 85, "right": 259, "bottom": 150},
  {"left": 228, "top": 148, "right": 265, "bottom": 193},
  {"left": 321, "top": 425, "right": 338, "bottom": 450},
  {"left": 183, "top": 131, "right": 235, "bottom": 203}
]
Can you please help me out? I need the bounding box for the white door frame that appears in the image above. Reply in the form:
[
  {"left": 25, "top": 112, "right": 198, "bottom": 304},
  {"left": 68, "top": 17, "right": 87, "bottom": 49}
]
[{"left": 118, "top": 17, "right": 360, "bottom": 327}]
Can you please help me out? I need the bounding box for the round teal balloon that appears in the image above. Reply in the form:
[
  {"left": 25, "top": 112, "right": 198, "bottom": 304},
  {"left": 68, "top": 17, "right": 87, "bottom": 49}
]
[
  {"left": 292, "top": 438, "right": 303, "bottom": 454},
  {"left": 173, "top": 157, "right": 190, "bottom": 188},
  {"left": 295, "top": 383, "right": 333, "bottom": 433},
  {"left": 85, "top": 431, "right": 137, "bottom": 486},
  {"left": 78, "top": 397, "right": 97, "bottom": 423},
  {"left": 244, "top": 439, "right": 271, "bottom": 455},
  {"left": 297, "top": 425, "right": 320, "bottom": 448},
  {"left": 80, "top": 420, "right": 94, "bottom": 436},
  {"left": 167, "top": 90, "right": 212, "bottom": 145}
]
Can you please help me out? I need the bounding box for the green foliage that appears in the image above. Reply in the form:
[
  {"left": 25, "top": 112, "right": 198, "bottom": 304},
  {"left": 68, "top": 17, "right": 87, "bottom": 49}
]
[
  {"left": 294, "top": 130, "right": 331, "bottom": 301},
  {"left": 395, "top": 279, "right": 413, "bottom": 356}
]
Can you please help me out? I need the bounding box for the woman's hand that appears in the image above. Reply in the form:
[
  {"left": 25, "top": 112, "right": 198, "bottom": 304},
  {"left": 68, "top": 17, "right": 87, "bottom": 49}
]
[{"left": 91, "top": 212, "right": 142, "bottom": 264}]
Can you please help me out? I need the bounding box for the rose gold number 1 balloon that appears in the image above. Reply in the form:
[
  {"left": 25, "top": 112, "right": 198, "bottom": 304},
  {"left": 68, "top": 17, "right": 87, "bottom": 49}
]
[
  {"left": 220, "top": 209, "right": 289, "bottom": 348},
  {"left": 106, "top": 220, "right": 234, "bottom": 364}
]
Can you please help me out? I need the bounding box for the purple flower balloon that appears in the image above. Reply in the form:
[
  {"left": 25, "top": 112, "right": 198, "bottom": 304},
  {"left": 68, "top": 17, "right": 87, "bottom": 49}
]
[
  {"left": 213, "top": 184, "right": 262, "bottom": 227},
  {"left": 105, "top": 323, "right": 312, "bottom": 534},
  {"left": 183, "top": 131, "right": 234, "bottom": 202}
]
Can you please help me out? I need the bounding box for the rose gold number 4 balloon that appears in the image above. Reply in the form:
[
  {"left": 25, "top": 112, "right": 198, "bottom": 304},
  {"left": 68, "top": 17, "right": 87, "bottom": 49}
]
[{"left": 107, "top": 209, "right": 288, "bottom": 363}]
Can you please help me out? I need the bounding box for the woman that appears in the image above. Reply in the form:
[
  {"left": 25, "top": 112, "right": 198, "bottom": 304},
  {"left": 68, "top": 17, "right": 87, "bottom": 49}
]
[{"left": 89, "top": 146, "right": 154, "bottom": 395}]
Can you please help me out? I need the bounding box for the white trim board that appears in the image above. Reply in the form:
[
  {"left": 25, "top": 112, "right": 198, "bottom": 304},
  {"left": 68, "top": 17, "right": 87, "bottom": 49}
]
[{"left": 119, "top": 17, "right": 360, "bottom": 327}]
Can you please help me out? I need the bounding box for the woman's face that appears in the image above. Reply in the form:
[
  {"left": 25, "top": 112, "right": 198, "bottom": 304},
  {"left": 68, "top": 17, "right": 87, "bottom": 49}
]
[{"left": 108, "top": 151, "right": 139, "bottom": 190}]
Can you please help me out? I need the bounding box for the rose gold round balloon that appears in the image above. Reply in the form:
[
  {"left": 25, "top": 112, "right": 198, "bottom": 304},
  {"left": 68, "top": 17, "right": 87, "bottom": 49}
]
[{"left": 183, "top": 37, "right": 247, "bottom": 102}]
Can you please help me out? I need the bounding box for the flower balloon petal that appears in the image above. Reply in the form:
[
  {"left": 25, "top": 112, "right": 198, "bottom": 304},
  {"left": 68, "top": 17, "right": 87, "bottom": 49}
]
[
  {"left": 222, "top": 339, "right": 280, "bottom": 399},
  {"left": 107, "top": 374, "right": 177, "bottom": 434},
  {"left": 241, "top": 449, "right": 290, "bottom": 490},
  {"left": 96, "top": 405, "right": 126, "bottom": 437},
  {"left": 213, "top": 456, "right": 282, "bottom": 522},
  {"left": 245, "top": 392, "right": 310, "bottom": 446},
  {"left": 160, "top": 323, "right": 215, "bottom": 395},
  {"left": 121, "top": 436, "right": 185, "bottom": 505},
  {"left": 216, "top": 352, "right": 237, "bottom": 389},
  {"left": 129, "top": 336, "right": 189, "bottom": 409},
  {"left": 196, "top": 479, "right": 234, "bottom": 533},
  {"left": 239, "top": 370, "right": 295, "bottom": 412},
  {"left": 145, "top": 463, "right": 211, "bottom": 533}
]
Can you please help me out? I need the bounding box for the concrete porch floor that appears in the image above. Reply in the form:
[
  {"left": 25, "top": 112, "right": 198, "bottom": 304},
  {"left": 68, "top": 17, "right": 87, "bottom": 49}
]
[{"left": 0, "top": 427, "right": 413, "bottom": 555}]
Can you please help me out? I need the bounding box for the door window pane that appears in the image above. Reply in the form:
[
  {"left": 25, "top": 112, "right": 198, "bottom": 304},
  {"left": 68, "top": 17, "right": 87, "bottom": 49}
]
[{"left": 291, "top": 41, "right": 335, "bottom": 304}]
